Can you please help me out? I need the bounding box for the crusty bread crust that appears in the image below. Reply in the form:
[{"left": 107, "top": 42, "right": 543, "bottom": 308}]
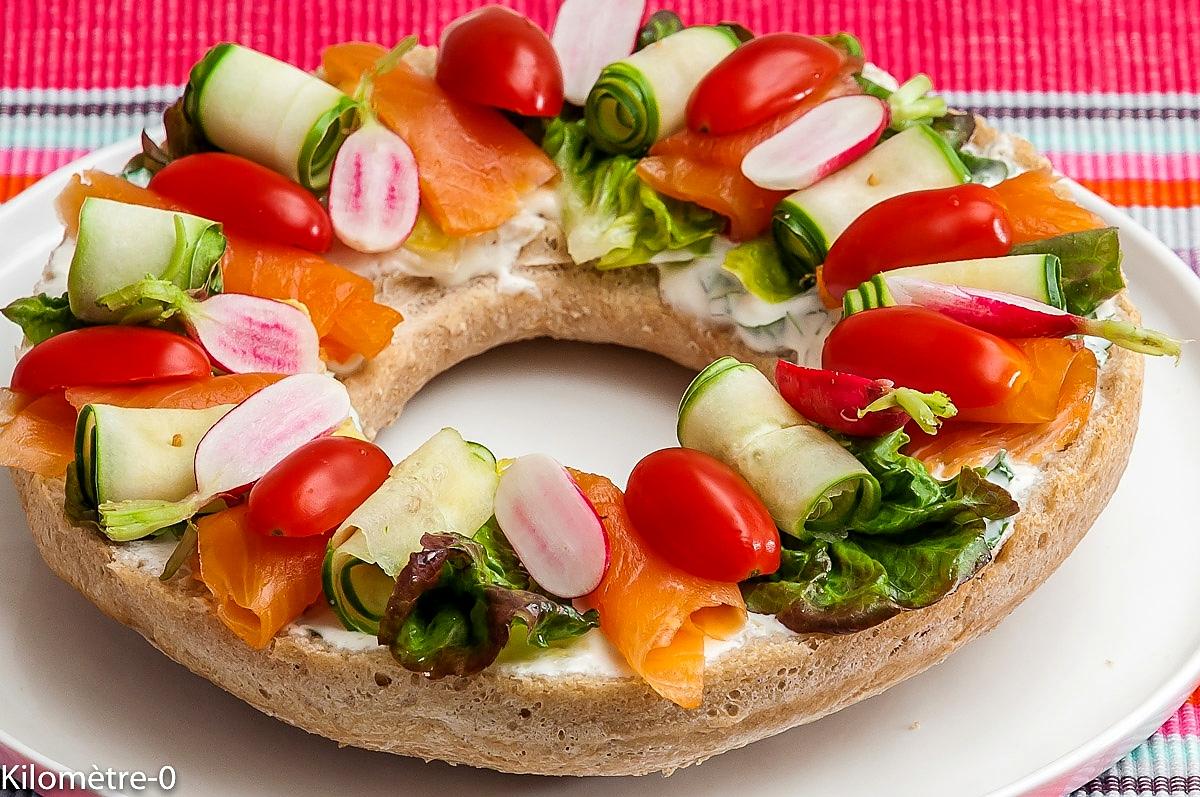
[{"left": 8, "top": 125, "right": 1145, "bottom": 776}]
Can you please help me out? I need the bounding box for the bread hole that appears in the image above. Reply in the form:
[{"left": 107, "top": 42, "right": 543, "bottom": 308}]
[
  {"left": 724, "top": 703, "right": 740, "bottom": 717},
  {"left": 1036, "top": 532, "right": 1050, "bottom": 549},
  {"left": 557, "top": 729, "right": 566, "bottom": 741},
  {"left": 777, "top": 680, "right": 787, "bottom": 690},
  {"left": 258, "top": 687, "right": 271, "bottom": 700},
  {"left": 519, "top": 708, "right": 532, "bottom": 719},
  {"left": 506, "top": 721, "right": 518, "bottom": 731},
  {"left": 728, "top": 689, "right": 742, "bottom": 700},
  {"left": 373, "top": 672, "right": 392, "bottom": 688},
  {"left": 706, "top": 707, "right": 720, "bottom": 718}
]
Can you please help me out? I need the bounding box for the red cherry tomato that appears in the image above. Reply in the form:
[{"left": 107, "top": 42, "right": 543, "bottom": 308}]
[
  {"left": 822, "top": 307, "right": 1029, "bottom": 409},
  {"left": 822, "top": 185, "right": 1014, "bottom": 301},
  {"left": 10, "top": 327, "right": 210, "bottom": 395},
  {"left": 686, "top": 34, "right": 845, "bottom": 135},
  {"left": 436, "top": 6, "right": 564, "bottom": 117},
  {"left": 247, "top": 437, "right": 392, "bottom": 538},
  {"left": 625, "top": 447, "right": 780, "bottom": 582},
  {"left": 149, "top": 153, "right": 333, "bottom": 252}
]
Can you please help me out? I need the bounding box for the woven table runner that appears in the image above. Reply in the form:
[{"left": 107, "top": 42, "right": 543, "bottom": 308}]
[{"left": 1, "top": 1, "right": 1198, "bottom": 794}]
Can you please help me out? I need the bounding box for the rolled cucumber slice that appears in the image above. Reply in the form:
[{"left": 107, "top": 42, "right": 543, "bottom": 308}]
[
  {"left": 322, "top": 545, "right": 395, "bottom": 636},
  {"left": 842, "top": 254, "right": 1065, "bottom": 315},
  {"left": 186, "top": 43, "right": 358, "bottom": 192},
  {"left": 329, "top": 428, "right": 499, "bottom": 580},
  {"left": 678, "top": 358, "right": 880, "bottom": 537},
  {"left": 68, "top": 198, "right": 226, "bottom": 324},
  {"left": 74, "top": 404, "right": 233, "bottom": 532},
  {"left": 585, "top": 26, "right": 739, "bottom": 155},
  {"left": 772, "top": 124, "right": 969, "bottom": 275}
]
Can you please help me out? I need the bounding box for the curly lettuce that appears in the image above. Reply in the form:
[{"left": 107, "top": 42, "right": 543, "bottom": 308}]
[
  {"left": 378, "top": 530, "right": 599, "bottom": 678},
  {"left": 743, "top": 430, "right": 1018, "bottom": 633},
  {"left": 543, "top": 118, "right": 721, "bottom": 269}
]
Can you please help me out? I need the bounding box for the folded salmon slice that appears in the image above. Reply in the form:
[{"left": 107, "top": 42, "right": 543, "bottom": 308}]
[
  {"left": 65, "top": 373, "right": 285, "bottom": 411},
  {"left": 636, "top": 66, "right": 862, "bottom": 241},
  {"left": 572, "top": 470, "right": 745, "bottom": 709},
  {"left": 322, "top": 42, "right": 558, "bottom": 237},
  {"left": 907, "top": 339, "right": 1099, "bottom": 475},
  {"left": 991, "top": 171, "right": 1107, "bottom": 244},
  {"left": 0, "top": 390, "right": 77, "bottom": 477},
  {"left": 196, "top": 504, "right": 328, "bottom": 649}
]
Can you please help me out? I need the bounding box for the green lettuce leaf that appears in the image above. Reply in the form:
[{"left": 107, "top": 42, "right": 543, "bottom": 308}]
[
  {"left": 839, "top": 430, "right": 1018, "bottom": 536},
  {"left": 542, "top": 118, "right": 721, "bottom": 269},
  {"left": 722, "top": 237, "right": 800, "bottom": 303},
  {"left": 1011, "top": 227, "right": 1125, "bottom": 316},
  {"left": 2, "top": 293, "right": 83, "bottom": 344},
  {"left": 742, "top": 430, "right": 1018, "bottom": 633},
  {"left": 378, "top": 533, "right": 599, "bottom": 678}
]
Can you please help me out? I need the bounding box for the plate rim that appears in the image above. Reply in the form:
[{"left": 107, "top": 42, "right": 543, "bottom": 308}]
[{"left": 1, "top": 138, "right": 1199, "bottom": 797}]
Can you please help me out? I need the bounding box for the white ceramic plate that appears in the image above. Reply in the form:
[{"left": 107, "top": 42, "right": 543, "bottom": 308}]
[{"left": 1, "top": 141, "right": 1199, "bottom": 797}]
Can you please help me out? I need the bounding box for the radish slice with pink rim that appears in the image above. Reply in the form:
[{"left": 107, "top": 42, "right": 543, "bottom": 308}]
[
  {"left": 328, "top": 36, "right": 421, "bottom": 253},
  {"left": 494, "top": 454, "right": 610, "bottom": 599},
  {"left": 97, "top": 278, "right": 322, "bottom": 374},
  {"left": 97, "top": 374, "right": 353, "bottom": 540},
  {"left": 188, "top": 293, "right": 322, "bottom": 375},
  {"left": 882, "top": 276, "right": 1184, "bottom": 358},
  {"left": 328, "top": 122, "right": 420, "bottom": 253},
  {"left": 741, "top": 95, "right": 890, "bottom": 191},
  {"left": 552, "top": 0, "right": 645, "bottom": 106}
]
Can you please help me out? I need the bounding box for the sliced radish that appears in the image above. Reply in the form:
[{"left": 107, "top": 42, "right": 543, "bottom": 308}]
[
  {"left": 884, "top": 276, "right": 1183, "bottom": 357},
  {"left": 194, "top": 373, "right": 352, "bottom": 496},
  {"left": 97, "top": 278, "right": 322, "bottom": 374},
  {"left": 494, "top": 453, "right": 610, "bottom": 599},
  {"left": 186, "top": 293, "right": 322, "bottom": 374},
  {"left": 551, "top": 0, "right": 645, "bottom": 106},
  {"left": 741, "top": 95, "right": 890, "bottom": 191},
  {"left": 98, "top": 374, "right": 352, "bottom": 539},
  {"left": 328, "top": 121, "right": 420, "bottom": 253}
]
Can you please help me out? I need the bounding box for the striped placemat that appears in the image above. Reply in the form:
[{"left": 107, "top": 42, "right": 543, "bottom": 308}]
[{"left": 1, "top": 1, "right": 1198, "bottom": 794}]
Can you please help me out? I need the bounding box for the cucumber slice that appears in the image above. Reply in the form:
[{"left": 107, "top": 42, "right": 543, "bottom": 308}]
[
  {"left": 68, "top": 198, "right": 225, "bottom": 323},
  {"left": 585, "top": 26, "right": 739, "bottom": 155},
  {"left": 329, "top": 428, "right": 499, "bottom": 579},
  {"left": 322, "top": 545, "right": 394, "bottom": 635},
  {"left": 842, "top": 254, "right": 1065, "bottom": 315},
  {"left": 678, "top": 360, "right": 879, "bottom": 537},
  {"left": 772, "top": 124, "right": 969, "bottom": 275},
  {"left": 187, "top": 43, "right": 357, "bottom": 192},
  {"left": 74, "top": 404, "right": 232, "bottom": 523}
]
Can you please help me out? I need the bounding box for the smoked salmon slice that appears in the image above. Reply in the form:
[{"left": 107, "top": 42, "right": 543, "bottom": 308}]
[
  {"left": 636, "top": 66, "right": 862, "bottom": 241},
  {"left": 0, "top": 390, "right": 77, "bottom": 477},
  {"left": 195, "top": 504, "right": 328, "bottom": 649},
  {"left": 322, "top": 42, "right": 558, "bottom": 237},
  {"left": 956, "top": 339, "right": 1097, "bottom": 425},
  {"left": 572, "top": 469, "right": 745, "bottom": 709},
  {"left": 65, "top": 373, "right": 285, "bottom": 411},
  {"left": 991, "top": 171, "right": 1106, "bottom": 244},
  {"left": 907, "top": 340, "right": 1099, "bottom": 475},
  {"left": 54, "top": 173, "right": 402, "bottom": 360}
]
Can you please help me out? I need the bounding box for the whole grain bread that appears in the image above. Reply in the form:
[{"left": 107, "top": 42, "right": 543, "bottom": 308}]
[{"left": 8, "top": 124, "right": 1145, "bottom": 776}]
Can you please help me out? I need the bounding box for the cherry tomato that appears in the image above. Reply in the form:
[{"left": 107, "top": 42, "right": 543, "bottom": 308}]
[
  {"left": 822, "top": 185, "right": 1014, "bottom": 301},
  {"left": 150, "top": 153, "right": 333, "bottom": 252},
  {"left": 822, "top": 307, "right": 1029, "bottom": 409},
  {"left": 686, "top": 34, "right": 845, "bottom": 135},
  {"left": 247, "top": 437, "right": 392, "bottom": 538},
  {"left": 437, "top": 6, "right": 564, "bottom": 117},
  {"left": 11, "top": 327, "right": 210, "bottom": 395},
  {"left": 625, "top": 448, "right": 780, "bottom": 582}
]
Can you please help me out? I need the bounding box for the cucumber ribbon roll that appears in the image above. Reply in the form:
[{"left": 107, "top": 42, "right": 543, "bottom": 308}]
[
  {"left": 677, "top": 357, "right": 881, "bottom": 537},
  {"left": 186, "top": 43, "right": 358, "bottom": 192},
  {"left": 585, "top": 26, "right": 739, "bottom": 155},
  {"left": 68, "top": 198, "right": 226, "bottom": 324}
]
